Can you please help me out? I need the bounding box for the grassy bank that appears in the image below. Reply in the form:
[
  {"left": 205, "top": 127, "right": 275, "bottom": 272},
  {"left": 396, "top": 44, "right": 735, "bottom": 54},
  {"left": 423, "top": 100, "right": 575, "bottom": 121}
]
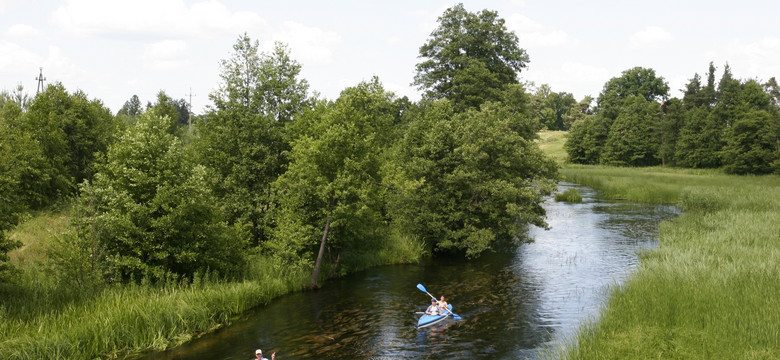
[
  {"left": 0, "top": 210, "right": 423, "bottom": 359},
  {"left": 556, "top": 165, "right": 780, "bottom": 359}
]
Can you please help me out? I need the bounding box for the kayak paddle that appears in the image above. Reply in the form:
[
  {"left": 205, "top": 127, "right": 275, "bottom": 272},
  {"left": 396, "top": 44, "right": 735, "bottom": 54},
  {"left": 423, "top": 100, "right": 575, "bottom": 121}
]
[{"left": 416, "top": 283, "right": 462, "bottom": 320}]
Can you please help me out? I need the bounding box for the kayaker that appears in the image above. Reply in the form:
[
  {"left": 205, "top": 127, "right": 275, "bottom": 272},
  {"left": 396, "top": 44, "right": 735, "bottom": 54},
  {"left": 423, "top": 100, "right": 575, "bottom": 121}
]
[
  {"left": 438, "top": 296, "right": 449, "bottom": 314},
  {"left": 254, "top": 349, "right": 275, "bottom": 360},
  {"left": 425, "top": 298, "right": 440, "bottom": 315}
]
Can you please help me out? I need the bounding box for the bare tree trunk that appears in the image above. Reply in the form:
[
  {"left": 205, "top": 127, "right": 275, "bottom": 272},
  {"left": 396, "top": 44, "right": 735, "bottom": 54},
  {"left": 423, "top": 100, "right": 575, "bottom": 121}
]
[{"left": 311, "top": 198, "right": 335, "bottom": 289}]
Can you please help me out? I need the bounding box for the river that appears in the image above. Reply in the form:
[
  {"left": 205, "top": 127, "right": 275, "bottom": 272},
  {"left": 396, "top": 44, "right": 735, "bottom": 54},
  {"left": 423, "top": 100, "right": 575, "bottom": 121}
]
[{"left": 140, "top": 182, "right": 679, "bottom": 359}]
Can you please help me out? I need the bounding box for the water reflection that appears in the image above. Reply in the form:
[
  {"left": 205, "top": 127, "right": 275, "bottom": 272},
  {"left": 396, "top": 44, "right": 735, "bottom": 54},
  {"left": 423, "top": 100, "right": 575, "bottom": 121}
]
[{"left": 139, "top": 182, "right": 678, "bottom": 360}]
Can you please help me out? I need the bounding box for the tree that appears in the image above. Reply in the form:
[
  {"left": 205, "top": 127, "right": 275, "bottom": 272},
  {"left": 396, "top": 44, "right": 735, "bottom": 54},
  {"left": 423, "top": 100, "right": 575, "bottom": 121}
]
[
  {"left": 15, "top": 83, "right": 118, "bottom": 206},
  {"left": 387, "top": 99, "right": 557, "bottom": 258},
  {"left": 118, "top": 95, "right": 142, "bottom": 117},
  {"left": 596, "top": 67, "right": 669, "bottom": 120},
  {"left": 199, "top": 34, "right": 311, "bottom": 246},
  {"left": 270, "top": 79, "right": 394, "bottom": 287},
  {"left": 74, "top": 110, "right": 245, "bottom": 282},
  {"left": 721, "top": 110, "right": 778, "bottom": 174},
  {"left": 601, "top": 96, "right": 661, "bottom": 166},
  {"left": 675, "top": 107, "right": 722, "bottom": 168},
  {"left": 414, "top": 3, "right": 529, "bottom": 111}
]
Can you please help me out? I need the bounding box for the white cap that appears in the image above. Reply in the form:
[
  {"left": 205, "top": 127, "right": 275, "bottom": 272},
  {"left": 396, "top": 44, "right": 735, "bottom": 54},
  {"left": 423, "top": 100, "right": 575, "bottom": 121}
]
[{"left": 256, "top": 349, "right": 262, "bottom": 355}]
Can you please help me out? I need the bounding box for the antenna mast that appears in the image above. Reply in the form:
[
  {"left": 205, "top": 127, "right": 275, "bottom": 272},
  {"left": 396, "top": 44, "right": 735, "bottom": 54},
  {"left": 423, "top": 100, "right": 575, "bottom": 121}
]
[
  {"left": 185, "top": 87, "right": 196, "bottom": 133},
  {"left": 36, "top": 67, "right": 46, "bottom": 93}
]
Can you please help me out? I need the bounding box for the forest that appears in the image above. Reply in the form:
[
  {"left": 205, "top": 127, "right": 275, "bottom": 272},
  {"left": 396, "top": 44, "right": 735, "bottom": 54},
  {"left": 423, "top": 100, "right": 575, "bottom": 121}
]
[{"left": 1, "top": 3, "right": 779, "bottom": 357}]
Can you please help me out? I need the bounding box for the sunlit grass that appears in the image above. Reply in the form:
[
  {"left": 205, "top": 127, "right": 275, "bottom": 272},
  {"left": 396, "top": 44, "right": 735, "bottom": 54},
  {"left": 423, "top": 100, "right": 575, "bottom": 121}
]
[
  {"left": 556, "top": 165, "right": 780, "bottom": 359},
  {"left": 536, "top": 130, "right": 568, "bottom": 165},
  {"left": 554, "top": 188, "right": 582, "bottom": 203}
]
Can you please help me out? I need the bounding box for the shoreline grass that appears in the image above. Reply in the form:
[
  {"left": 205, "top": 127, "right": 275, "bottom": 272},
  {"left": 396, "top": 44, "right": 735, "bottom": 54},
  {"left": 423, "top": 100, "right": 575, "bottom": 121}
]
[
  {"left": 0, "top": 211, "right": 423, "bottom": 359},
  {"left": 556, "top": 165, "right": 780, "bottom": 359}
]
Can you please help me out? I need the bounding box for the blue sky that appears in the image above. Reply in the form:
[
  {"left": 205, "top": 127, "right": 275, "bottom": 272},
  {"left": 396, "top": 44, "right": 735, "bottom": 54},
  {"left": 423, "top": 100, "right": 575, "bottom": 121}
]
[{"left": 2, "top": 0, "right": 779, "bottom": 113}]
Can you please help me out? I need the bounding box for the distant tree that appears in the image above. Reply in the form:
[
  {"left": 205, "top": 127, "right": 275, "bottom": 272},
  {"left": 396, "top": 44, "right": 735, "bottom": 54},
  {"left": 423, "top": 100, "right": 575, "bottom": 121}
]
[
  {"left": 596, "top": 67, "right": 669, "bottom": 120},
  {"left": 117, "top": 94, "right": 142, "bottom": 117},
  {"left": 75, "top": 111, "right": 245, "bottom": 282},
  {"left": 601, "top": 96, "right": 662, "bottom": 166},
  {"left": 675, "top": 107, "right": 722, "bottom": 168},
  {"left": 658, "top": 98, "right": 685, "bottom": 166},
  {"left": 414, "top": 3, "right": 529, "bottom": 111},
  {"left": 722, "top": 110, "right": 778, "bottom": 174}
]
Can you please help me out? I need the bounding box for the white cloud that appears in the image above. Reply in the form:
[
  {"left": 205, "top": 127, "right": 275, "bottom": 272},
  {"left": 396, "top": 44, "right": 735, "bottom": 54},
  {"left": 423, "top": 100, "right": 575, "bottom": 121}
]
[
  {"left": 628, "top": 26, "right": 673, "bottom": 48},
  {"left": 0, "top": 41, "right": 85, "bottom": 89},
  {"left": 5, "top": 23, "right": 43, "bottom": 38},
  {"left": 143, "top": 40, "right": 189, "bottom": 70},
  {"left": 505, "top": 14, "right": 577, "bottom": 48},
  {"left": 718, "top": 37, "right": 780, "bottom": 82},
  {"left": 50, "top": 0, "right": 267, "bottom": 38},
  {"left": 267, "top": 21, "right": 341, "bottom": 66}
]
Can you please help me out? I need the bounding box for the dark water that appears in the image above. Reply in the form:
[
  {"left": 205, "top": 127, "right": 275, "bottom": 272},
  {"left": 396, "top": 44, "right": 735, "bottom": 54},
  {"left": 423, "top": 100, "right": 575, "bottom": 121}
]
[{"left": 140, "top": 183, "right": 678, "bottom": 360}]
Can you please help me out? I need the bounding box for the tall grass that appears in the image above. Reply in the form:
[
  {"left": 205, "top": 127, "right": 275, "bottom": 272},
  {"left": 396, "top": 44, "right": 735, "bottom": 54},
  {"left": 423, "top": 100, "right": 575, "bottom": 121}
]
[
  {"left": 556, "top": 165, "right": 780, "bottom": 359},
  {"left": 0, "top": 205, "right": 426, "bottom": 359},
  {"left": 0, "top": 252, "right": 308, "bottom": 359}
]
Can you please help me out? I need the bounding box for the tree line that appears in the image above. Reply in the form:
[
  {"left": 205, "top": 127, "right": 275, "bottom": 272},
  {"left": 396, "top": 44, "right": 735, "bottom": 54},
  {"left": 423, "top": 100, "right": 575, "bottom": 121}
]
[
  {"left": 0, "top": 4, "right": 557, "bottom": 288},
  {"left": 565, "top": 64, "right": 780, "bottom": 174}
]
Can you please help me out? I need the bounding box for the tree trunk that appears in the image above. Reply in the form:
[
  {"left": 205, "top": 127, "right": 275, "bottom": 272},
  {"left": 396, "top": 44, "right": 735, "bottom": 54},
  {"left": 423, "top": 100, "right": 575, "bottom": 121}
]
[{"left": 311, "top": 198, "right": 334, "bottom": 288}]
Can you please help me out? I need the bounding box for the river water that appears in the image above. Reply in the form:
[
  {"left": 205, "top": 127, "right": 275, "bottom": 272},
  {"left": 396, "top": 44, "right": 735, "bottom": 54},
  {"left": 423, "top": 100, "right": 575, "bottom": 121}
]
[{"left": 141, "top": 183, "right": 678, "bottom": 359}]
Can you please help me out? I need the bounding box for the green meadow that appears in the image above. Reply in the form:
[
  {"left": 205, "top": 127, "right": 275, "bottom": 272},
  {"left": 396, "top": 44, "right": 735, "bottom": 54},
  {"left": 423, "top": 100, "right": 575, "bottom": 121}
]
[{"left": 541, "top": 133, "right": 780, "bottom": 358}]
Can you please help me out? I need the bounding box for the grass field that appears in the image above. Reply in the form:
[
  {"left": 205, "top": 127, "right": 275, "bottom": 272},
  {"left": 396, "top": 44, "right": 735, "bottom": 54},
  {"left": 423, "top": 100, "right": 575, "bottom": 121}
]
[{"left": 539, "top": 133, "right": 780, "bottom": 359}]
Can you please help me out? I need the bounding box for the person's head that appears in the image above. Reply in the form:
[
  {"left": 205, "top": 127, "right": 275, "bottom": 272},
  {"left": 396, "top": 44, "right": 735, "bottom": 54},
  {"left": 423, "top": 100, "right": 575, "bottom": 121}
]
[
  {"left": 440, "top": 296, "right": 446, "bottom": 301},
  {"left": 431, "top": 298, "right": 437, "bottom": 304},
  {"left": 255, "top": 349, "right": 262, "bottom": 358}
]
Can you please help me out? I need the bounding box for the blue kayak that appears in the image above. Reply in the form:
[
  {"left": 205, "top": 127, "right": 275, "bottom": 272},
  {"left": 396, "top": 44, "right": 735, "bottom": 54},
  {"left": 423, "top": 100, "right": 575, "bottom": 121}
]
[{"left": 417, "top": 304, "right": 453, "bottom": 328}]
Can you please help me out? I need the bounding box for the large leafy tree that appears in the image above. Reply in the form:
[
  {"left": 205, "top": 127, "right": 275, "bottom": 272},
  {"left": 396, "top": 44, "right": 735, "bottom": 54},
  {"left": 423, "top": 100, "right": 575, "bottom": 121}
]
[
  {"left": 74, "top": 111, "right": 245, "bottom": 282},
  {"left": 270, "top": 79, "right": 394, "bottom": 287},
  {"left": 11, "top": 83, "right": 118, "bottom": 206},
  {"left": 601, "top": 96, "right": 662, "bottom": 166},
  {"left": 721, "top": 109, "right": 778, "bottom": 174},
  {"left": 414, "top": 3, "right": 529, "bottom": 111},
  {"left": 198, "top": 34, "right": 310, "bottom": 246},
  {"left": 596, "top": 67, "right": 669, "bottom": 120},
  {"left": 675, "top": 107, "right": 722, "bottom": 168},
  {"left": 388, "top": 99, "right": 556, "bottom": 258}
]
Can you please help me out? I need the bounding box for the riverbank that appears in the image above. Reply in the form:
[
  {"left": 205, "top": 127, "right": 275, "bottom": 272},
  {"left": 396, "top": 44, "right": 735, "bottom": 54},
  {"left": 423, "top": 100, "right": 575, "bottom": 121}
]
[
  {"left": 558, "top": 165, "right": 780, "bottom": 358},
  {"left": 0, "top": 210, "right": 423, "bottom": 359}
]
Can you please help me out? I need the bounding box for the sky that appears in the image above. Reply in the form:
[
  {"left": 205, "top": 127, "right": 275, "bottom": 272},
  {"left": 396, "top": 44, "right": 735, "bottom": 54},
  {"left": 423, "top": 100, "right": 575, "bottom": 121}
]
[{"left": 2, "top": 0, "right": 780, "bottom": 114}]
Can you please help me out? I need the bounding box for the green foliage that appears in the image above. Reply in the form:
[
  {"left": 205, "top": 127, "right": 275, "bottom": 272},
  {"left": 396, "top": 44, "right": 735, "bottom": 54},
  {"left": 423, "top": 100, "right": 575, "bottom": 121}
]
[
  {"left": 721, "top": 110, "right": 778, "bottom": 174},
  {"left": 271, "top": 79, "right": 394, "bottom": 283},
  {"left": 388, "top": 100, "right": 557, "bottom": 257},
  {"left": 199, "top": 34, "right": 310, "bottom": 246},
  {"left": 530, "top": 84, "right": 580, "bottom": 130},
  {"left": 11, "top": 83, "right": 119, "bottom": 206},
  {"left": 596, "top": 67, "right": 669, "bottom": 120},
  {"left": 73, "top": 111, "right": 246, "bottom": 282},
  {"left": 146, "top": 90, "right": 188, "bottom": 133},
  {"left": 601, "top": 96, "right": 661, "bottom": 166},
  {"left": 414, "top": 3, "right": 529, "bottom": 111}
]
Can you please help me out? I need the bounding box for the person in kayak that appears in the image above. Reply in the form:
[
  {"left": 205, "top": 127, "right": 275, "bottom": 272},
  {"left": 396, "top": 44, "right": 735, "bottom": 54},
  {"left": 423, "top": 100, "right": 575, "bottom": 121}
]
[
  {"left": 425, "top": 298, "right": 440, "bottom": 315},
  {"left": 438, "top": 296, "right": 449, "bottom": 314},
  {"left": 254, "top": 349, "right": 275, "bottom": 360}
]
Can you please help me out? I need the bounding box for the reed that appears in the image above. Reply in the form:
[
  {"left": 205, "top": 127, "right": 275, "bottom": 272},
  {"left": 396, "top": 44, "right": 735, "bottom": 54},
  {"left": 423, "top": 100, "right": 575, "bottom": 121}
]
[
  {"left": 554, "top": 188, "right": 582, "bottom": 203},
  {"left": 557, "top": 165, "right": 780, "bottom": 359}
]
